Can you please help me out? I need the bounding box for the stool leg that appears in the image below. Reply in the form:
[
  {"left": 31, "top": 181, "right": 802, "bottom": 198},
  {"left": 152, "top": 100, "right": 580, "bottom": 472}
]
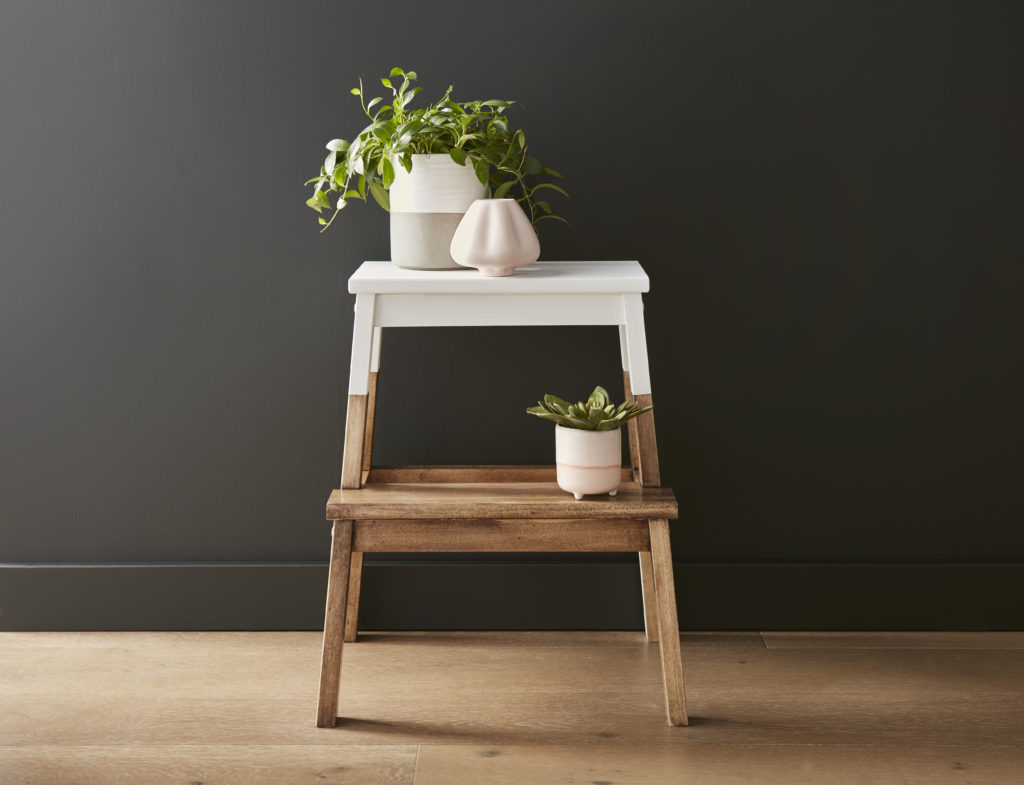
[
  {"left": 343, "top": 552, "right": 363, "bottom": 643},
  {"left": 345, "top": 337, "right": 380, "bottom": 642},
  {"left": 622, "top": 295, "right": 662, "bottom": 487},
  {"left": 622, "top": 334, "right": 662, "bottom": 642},
  {"left": 622, "top": 368, "right": 643, "bottom": 484},
  {"left": 649, "top": 518, "right": 688, "bottom": 726},
  {"left": 317, "top": 519, "right": 354, "bottom": 728},
  {"left": 341, "top": 295, "right": 376, "bottom": 490},
  {"left": 638, "top": 551, "right": 660, "bottom": 642}
]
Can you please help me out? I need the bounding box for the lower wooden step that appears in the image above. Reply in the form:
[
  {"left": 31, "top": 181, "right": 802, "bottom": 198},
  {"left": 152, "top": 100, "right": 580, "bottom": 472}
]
[
  {"left": 352, "top": 518, "right": 651, "bottom": 553},
  {"left": 326, "top": 482, "right": 678, "bottom": 521}
]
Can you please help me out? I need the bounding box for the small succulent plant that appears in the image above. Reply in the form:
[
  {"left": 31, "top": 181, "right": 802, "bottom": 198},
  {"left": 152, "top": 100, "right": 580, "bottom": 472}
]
[{"left": 526, "top": 386, "right": 652, "bottom": 431}]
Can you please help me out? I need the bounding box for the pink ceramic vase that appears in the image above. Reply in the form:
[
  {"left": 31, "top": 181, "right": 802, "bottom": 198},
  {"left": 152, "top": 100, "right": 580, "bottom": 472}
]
[{"left": 449, "top": 198, "right": 540, "bottom": 277}]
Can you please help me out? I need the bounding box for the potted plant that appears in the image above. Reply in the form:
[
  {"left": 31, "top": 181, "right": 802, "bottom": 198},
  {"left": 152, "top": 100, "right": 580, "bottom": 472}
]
[
  {"left": 527, "top": 386, "right": 652, "bottom": 499},
  {"left": 306, "top": 67, "right": 567, "bottom": 270}
]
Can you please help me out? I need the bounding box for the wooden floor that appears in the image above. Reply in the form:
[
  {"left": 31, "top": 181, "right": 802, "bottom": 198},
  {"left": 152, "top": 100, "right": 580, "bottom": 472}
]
[{"left": 2, "top": 630, "right": 1023, "bottom": 784}]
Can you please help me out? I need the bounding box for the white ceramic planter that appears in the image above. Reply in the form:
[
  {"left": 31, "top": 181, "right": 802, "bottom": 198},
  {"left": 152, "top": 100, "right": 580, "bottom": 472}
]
[
  {"left": 389, "top": 154, "right": 486, "bottom": 270},
  {"left": 555, "top": 425, "right": 622, "bottom": 500},
  {"left": 450, "top": 198, "right": 540, "bottom": 277}
]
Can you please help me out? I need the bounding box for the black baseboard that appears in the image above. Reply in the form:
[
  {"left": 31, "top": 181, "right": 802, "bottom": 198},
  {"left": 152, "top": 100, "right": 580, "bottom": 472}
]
[{"left": 1, "top": 562, "right": 1022, "bottom": 631}]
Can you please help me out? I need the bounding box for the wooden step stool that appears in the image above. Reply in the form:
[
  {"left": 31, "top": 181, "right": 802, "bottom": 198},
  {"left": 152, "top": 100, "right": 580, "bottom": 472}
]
[{"left": 316, "top": 261, "right": 688, "bottom": 728}]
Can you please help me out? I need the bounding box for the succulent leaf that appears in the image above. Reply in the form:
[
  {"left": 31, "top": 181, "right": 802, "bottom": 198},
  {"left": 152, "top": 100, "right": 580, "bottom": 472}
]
[
  {"left": 565, "top": 416, "right": 595, "bottom": 429},
  {"left": 526, "top": 386, "right": 653, "bottom": 430},
  {"left": 544, "top": 394, "right": 572, "bottom": 410},
  {"left": 587, "top": 386, "right": 609, "bottom": 409}
]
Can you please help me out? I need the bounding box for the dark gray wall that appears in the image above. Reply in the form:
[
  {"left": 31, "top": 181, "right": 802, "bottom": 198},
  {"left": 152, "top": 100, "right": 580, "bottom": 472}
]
[{"left": 2, "top": 1, "right": 1022, "bottom": 629}]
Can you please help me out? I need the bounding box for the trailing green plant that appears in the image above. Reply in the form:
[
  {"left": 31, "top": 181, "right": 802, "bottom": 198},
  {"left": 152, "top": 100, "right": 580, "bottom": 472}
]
[
  {"left": 526, "top": 386, "right": 652, "bottom": 431},
  {"left": 306, "top": 67, "right": 567, "bottom": 232}
]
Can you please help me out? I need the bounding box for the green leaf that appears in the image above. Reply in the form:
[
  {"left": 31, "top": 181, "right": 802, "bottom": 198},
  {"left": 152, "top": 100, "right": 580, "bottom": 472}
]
[
  {"left": 530, "top": 182, "right": 570, "bottom": 199},
  {"left": 357, "top": 174, "right": 366, "bottom": 198},
  {"left": 381, "top": 78, "right": 393, "bottom": 88},
  {"left": 492, "top": 180, "right": 515, "bottom": 199},
  {"left": 401, "top": 152, "right": 412, "bottom": 173},
  {"left": 350, "top": 88, "right": 361, "bottom": 96},
  {"left": 588, "top": 408, "right": 605, "bottom": 424},
  {"left": 381, "top": 157, "right": 395, "bottom": 188},
  {"left": 449, "top": 148, "right": 467, "bottom": 166},
  {"left": 326, "top": 139, "right": 350, "bottom": 152},
  {"left": 318, "top": 216, "right": 327, "bottom": 225},
  {"left": 516, "top": 129, "right": 526, "bottom": 148},
  {"left": 536, "top": 214, "right": 570, "bottom": 225},
  {"left": 543, "top": 394, "right": 569, "bottom": 409},
  {"left": 476, "top": 145, "right": 501, "bottom": 164},
  {"left": 366, "top": 97, "right": 383, "bottom": 112},
  {"left": 315, "top": 190, "right": 332, "bottom": 209},
  {"left": 368, "top": 180, "right": 390, "bottom": 211},
  {"left": 472, "top": 157, "right": 489, "bottom": 185},
  {"left": 389, "top": 66, "right": 404, "bottom": 77},
  {"left": 523, "top": 155, "right": 544, "bottom": 175},
  {"left": 534, "top": 200, "right": 552, "bottom": 214},
  {"left": 564, "top": 416, "right": 596, "bottom": 430},
  {"left": 588, "top": 386, "right": 609, "bottom": 409},
  {"left": 527, "top": 407, "right": 565, "bottom": 424},
  {"left": 405, "top": 70, "right": 418, "bottom": 80},
  {"left": 305, "top": 196, "right": 322, "bottom": 213},
  {"left": 401, "top": 88, "right": 421, "bottom": 108},
  {"left": 595, "top": 419, "right": 622, "bottom": 431},
  {"left": 333, "top": 164, "right": 347, "bottom": 181}
]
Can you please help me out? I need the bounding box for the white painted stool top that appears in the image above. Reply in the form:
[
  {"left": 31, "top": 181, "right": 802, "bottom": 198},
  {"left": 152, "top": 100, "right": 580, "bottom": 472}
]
[
  {"left": 348, "top": 260, "right": 649, "bottom": 295},
  {"left": 345, "top": 260, "right": 655, "bottom": 397}
]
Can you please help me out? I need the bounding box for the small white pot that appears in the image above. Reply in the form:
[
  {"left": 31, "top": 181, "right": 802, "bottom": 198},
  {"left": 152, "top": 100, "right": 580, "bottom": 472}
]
[
  {"left": 450, "top": 198, "right": 540, "bottom": 277},
  {"left": 555, "top": 425, "right": 622, "bottom": 500},
  {"left": 388, "top": 154, "right": 486, "bottom": 270}
]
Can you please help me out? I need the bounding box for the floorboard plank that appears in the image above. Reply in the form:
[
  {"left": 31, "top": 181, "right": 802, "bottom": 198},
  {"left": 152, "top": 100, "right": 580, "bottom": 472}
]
[
  {"left": 762, "top": 631, "right": 1024, "bottom": 649},
  {"left": 414, "top": 743, "right": 1024, "bottom": 785},
  {"left": 0, "top": 745, "right": 418, "bottom": 785}
]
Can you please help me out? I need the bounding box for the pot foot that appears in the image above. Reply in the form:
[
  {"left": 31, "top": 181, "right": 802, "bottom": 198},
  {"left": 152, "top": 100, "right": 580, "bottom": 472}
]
[
  {"left": 573, "top": 492, "right": 583, "bottom": 500},
  {"left": 609, "top": 490, "right": 618, "bottom": 496}
]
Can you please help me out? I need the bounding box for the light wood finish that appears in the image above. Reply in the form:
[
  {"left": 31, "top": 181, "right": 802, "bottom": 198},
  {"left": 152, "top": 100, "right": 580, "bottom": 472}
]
[
  {"left": 366, "top": 465, "right": 633, "bottom": 483},
  {"left": 361, "top": 371, "right": 378, "bottom": 472},
  {"left": 623, "top": 370, "right": 643, "bottom": 483},
  {"left": 633, "top": 394, "right": 661, "bottom": 486},
  {"left": 326, "top": 483, "right": 677, "bottom": 521},
  {"left": 762, "top": 631, "right": 1024, "bottom": 649},
  {"left": 316, "top": 520, "right": 353, "bottom": 728},
  {"left": 343, "top": 552, "right": 363, "bottom": 644},
  {"left": 639, "top": 551, "right": 660, "bottom": 642},
  {"left": 5, "top": 631, "right": 1024, "bottom": 785},
  {"left": 2, "top": 745, "right": 418, "bottom": 785},
  {"left": 343, "top": 369, "right": 378, "bottom": 645},
  {"left": 351, "top": 518, "right": 651, "bottom": 553},
  {"left": 625, "top": 369, "right": 662, "bottom": 645},
  {"left": 649, "top": 519, "right": 687, "bottom": 725},
  {"left": 413, "top": 743, "right": 1024, "bottom": 785},
  {"left": 340, "top": 396, "right": 368, "bottom": 489}
]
